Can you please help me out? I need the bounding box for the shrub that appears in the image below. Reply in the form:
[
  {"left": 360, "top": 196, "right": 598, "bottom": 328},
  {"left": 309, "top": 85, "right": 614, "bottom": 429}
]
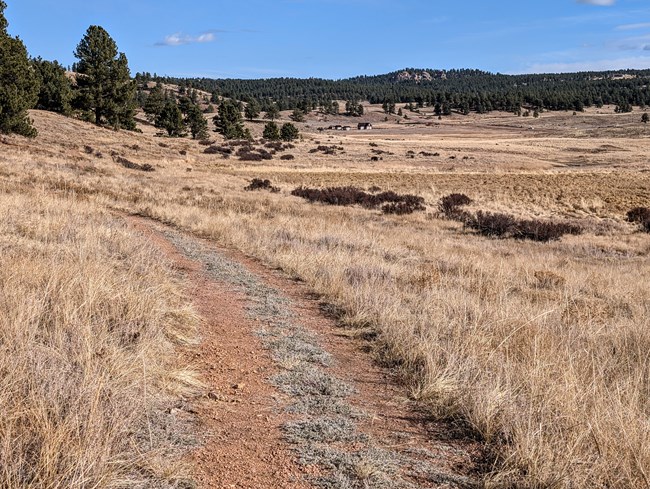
[
  {"left": 113, "top": 155, "right": 155, "bottom": 172},
  {"left": 291, "top": 186, "right": 425, "bottom": 213},
  {"left": 643, "top": 219, "right": 650, "bottom": 233},
  {"left": 382, "top": 201, "right": 425, "bottom": 215},
  {"left": 464, "top": 211, "right": 517, "bottom": 237},
  {"left": 204, "top": 145, "right": 232, "bottom": 156},
  {"left": 280, "top": 154, "right": 295, "bottom": 161},
  {"left": 244, "top": 178, "right": 280, "bottom": 192},
  {"left": 514, "top": 219, "right": 582, "bottom": 242},
  {"left": 626, "top": 207, "right": 650, "bottom": 223},
  {"left": 439, "top": 193, "right": 473, "bottom": 217}
]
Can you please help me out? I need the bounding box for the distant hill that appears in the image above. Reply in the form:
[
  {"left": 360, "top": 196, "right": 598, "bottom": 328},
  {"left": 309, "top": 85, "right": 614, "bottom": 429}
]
[{"left": 138, "top": 68, "right": 650, "bottom": 115}]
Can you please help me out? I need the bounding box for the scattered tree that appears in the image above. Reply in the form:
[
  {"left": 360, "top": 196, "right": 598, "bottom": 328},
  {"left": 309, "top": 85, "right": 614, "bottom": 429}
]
[
  {"left": 156, "top": 100, "right": 185, "bottom": 136},
  {"left": 280, "top": 122, "right": 299, "bottom": 141},
  {"left": 264, "top": 103, "right": 280, "bottom": 121},
  {"left": 0, "top": 1, "right": 39, "bottom": 136},
  {"left": 143, "top": 82, "right": 166, "bottom": 122},
  {"left": 73, "top": 25, "right": 136, "bottom": 129},
  {"left": 32, "top": 58, "right": 72, "bottom": 114},
  {"left": 290, "top": 108, "right": 305, "bottom": 122},
  {"left": 244, "top": 99, "right": 261, "bottom": 121},
  {"left": 642, "top": 113, "right": 649, "bottom": 124},
  {"left": 185, "top": 104, "right": 208, "bottom": 139},
  {"left": 214, "top": 99, "right": 248, "bottom": 139},
  {"left": 263, "top": 121, "right": 280, "bottom": 140}
]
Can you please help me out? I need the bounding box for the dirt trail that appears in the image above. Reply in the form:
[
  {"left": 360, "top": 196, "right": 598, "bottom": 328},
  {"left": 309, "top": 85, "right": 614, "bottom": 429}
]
[{"left": 128, "top": 216, "right": 485, "bottom": 489}]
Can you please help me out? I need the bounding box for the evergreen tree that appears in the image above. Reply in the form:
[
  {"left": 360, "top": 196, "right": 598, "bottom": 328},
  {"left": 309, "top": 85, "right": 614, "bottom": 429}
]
[
  {"left": 642, "top": 113, "right": 649, "bottom": 124},
  {"left": 155, "top": 100, "right": 185, "bottom": 136},
  {"left": 185, "top": 104, "right": 208, "bottom": 139},
  {"left": 280, "top": 122, "right": 299, "bottom": 141},
  {"left": 0, "top": 1, "right": 39, "bottom": 137},
  {"left": 244, "top": 99, "right": 261, "bottom": 121},
  {"left": 264, "top": 103, "right": 280, "bottom": 121},
  {"left": 32, "top": 58, "right": 72, "bottom": 114},
  {"left": 290, "top": 108, "right": 305, "bottom": 122},
  {"left": 263, "top": 121, "right": 280, "bottom": 140},
  {"left": 213, "top": 99, "right": 247, "bottom": 139},
  {"left": 73, "top": 25, "right": 136, "bottom": 129},
  {"left": 143, "top": 82, "right": 166, "bottom": 122}
]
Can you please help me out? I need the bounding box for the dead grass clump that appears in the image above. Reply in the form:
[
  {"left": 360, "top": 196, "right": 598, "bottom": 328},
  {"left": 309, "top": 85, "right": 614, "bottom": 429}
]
[{"left": 244, "top": 178, "right": 280, "bottom": 193}]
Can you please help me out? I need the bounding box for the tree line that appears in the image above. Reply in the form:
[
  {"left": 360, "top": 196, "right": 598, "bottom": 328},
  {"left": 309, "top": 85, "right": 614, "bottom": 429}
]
[{"left": 145, "top": 67, "right": 650, "bottom": 116}]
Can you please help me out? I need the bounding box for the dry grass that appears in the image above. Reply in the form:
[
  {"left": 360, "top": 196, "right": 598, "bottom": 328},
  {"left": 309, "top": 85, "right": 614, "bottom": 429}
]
[
  {"left": 2, "top": 110, "right": 650, "bottom": 487},
  {"left": 0, "top": 188, "right": 200, "bottom": 488}
]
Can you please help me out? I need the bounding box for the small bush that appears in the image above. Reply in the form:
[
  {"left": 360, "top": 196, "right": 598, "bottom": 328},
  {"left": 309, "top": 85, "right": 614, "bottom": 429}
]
[
  {"left": 291, "top": 186, "right": 425, "bottom": 213},
  {"left": 244, "top": 178, "right": 280, "bottom": 192},
  {"left": 280, "top": 154, "right": 295, "bottom": 161},
  {"left": 465, "top": 211, "right": 517, "bottom": 237},
  {"left": 382, "top": 201, "right": 425, "bottom": 215},
  {"left": 204, "top": 145, "right": 232, "bottom": 156},
  {"left": 514, "top": 219, "right": 582, "bottom": 242},
  {"left": 626, "top": 207, "right": 650, "bottom": 223},
  {"left": 439, "top": 193, "right": 473, "bottom": 217},
  {"left": 113, "top": 155, "right": 155, "bottom": 172}
]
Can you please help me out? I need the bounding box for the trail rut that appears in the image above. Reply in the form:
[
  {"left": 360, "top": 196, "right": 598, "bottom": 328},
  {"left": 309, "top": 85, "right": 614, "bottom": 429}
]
[{"left": 128, "top": 215, "right": 485, "bottom": 488}]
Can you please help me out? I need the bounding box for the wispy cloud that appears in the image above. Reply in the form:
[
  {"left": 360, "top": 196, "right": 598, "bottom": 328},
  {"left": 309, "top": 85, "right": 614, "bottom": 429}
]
[
  {"left": 155, "top": 31, "right": 217, "bottom": 47},
  {"left": 524, "top": 55, "right": 650, "bottom": 73},
  {"left": 616, "top": 22, "right": 650, "bottom": 31},
  {"left": 577, "top": 0, "right": 616, "bottom": 5}
]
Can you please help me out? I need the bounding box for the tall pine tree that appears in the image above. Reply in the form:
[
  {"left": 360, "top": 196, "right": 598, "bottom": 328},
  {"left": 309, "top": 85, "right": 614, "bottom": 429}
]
[
  {"left": 73, "top": 26, "right": 136, "bottom": 129},
  {"left": 0, "top": 1, "right": 39, "bottom": 137}
]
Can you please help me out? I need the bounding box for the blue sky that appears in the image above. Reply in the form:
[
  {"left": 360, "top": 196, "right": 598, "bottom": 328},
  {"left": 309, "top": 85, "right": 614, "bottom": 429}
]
[{"left": 5, "top": 0, "right": 650, "bottom": 78}]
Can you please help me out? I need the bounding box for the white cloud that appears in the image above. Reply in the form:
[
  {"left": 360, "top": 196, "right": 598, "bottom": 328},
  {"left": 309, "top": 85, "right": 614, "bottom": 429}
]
[
  {"left": 577, "top": 0, "right": 616, "bottom": 5},
  {"left": 616, "top": 22, "right": 650, "bottom": 31},
  {"left": 524, "top": 55, "right": 650, "bottom": 73},
  {"left": 156, "top": 31, "right": 216, "bottom": 47}
]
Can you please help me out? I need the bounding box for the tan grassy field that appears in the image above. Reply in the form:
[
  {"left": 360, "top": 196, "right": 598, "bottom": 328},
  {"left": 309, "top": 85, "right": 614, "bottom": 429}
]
[{"left": 1, "top": 107, "right": 649, "bottom": 487}]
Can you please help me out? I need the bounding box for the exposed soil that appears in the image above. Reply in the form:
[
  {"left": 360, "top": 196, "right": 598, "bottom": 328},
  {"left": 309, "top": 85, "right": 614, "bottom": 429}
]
[{"left": 128, "top": 215, "right": 486, "bottom": 488}]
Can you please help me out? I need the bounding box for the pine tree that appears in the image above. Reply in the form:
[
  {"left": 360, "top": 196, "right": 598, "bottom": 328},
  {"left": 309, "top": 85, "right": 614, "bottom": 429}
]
[
  {"left": 185, "top": 104, "right": 208, "bottom": 139},
  {"left": 213, "top": 99, "right": 247, "bottom": 139},
  {"left": 143, "top": 82, "right": 166, "bottom": 122},
  {"left": 263, "top": 121, "right": 280, "bottom": 140},
  {"left": 264, "top": 103, "right": 280, "bottom": 121},
  {"left": 73, "top": 25, "right": 136, "bottom": 129},
  {"left": 32, "top": 58, "right": 72, "bottom": 114},
  {"left": 290, "top": 108, "right": 305, "bottom": 122},
  {"left": 244, "top": 99, "right": 261, "bottom": 121},
  {"left": 0, "top": 1, "right": 39, "bottom": 137},
  {"left": 155, "top": 100, "right": 185, "bottom": 137},
  {"left": 280, "top": 122, "right": 299, "bottom": 141}
]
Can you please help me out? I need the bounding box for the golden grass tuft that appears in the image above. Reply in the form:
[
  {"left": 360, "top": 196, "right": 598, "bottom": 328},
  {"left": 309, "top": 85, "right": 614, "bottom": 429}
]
[{"left": 0, "top": 189, "right": 199, "bottom": 488}]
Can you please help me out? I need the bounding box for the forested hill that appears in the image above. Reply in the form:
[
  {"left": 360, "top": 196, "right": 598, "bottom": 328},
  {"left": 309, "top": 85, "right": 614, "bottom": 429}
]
[{"left": 138, "top": 68, "right": 650, "bottom": 114}]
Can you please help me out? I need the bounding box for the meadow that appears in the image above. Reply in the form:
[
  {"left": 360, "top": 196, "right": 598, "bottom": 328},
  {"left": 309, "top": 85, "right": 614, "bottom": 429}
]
[{"left": 1, "top": 105, "right": 649, "bottom": 487}]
